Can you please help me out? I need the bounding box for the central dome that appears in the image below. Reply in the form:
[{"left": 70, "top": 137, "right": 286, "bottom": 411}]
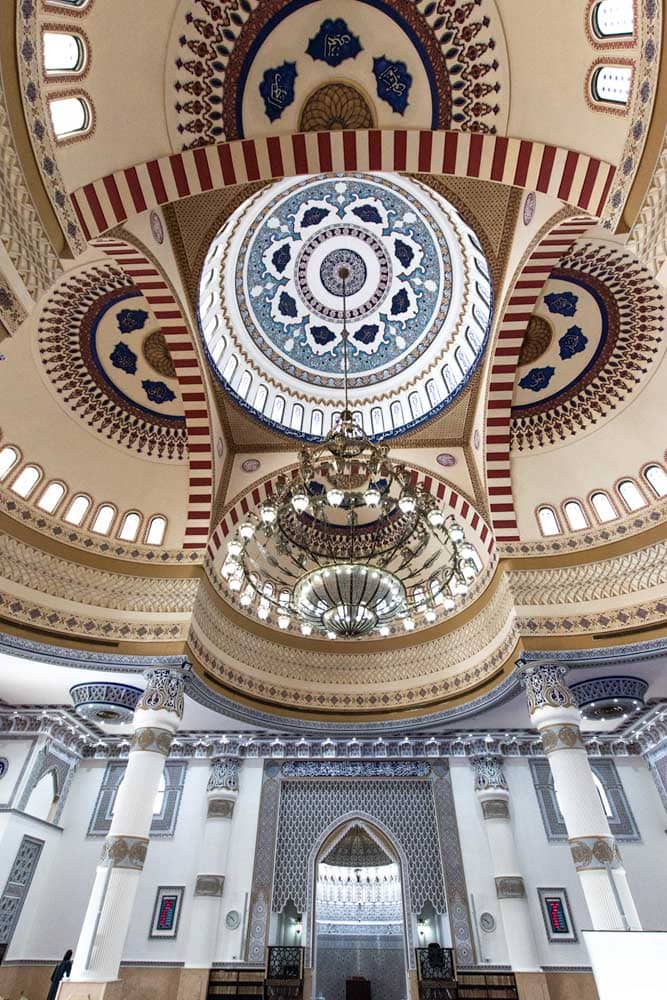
[{"left": 200, "top": 172, "right": 492, "bottom": 440}]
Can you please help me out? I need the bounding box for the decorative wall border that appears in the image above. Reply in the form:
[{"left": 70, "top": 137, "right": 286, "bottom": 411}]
[
  {"left": 68, "top": 131, "right": 616, "bottom": 240},
  {"left": 483, "top": 215, "right": 592, "bottom": 541},
  {"left": 92, "top": 238, "right": 213, "bottom": 549}
]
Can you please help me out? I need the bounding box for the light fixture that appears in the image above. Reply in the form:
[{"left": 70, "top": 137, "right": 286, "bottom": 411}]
[{"left": 219, "top": 265, "right": 480, "bottom": 638}]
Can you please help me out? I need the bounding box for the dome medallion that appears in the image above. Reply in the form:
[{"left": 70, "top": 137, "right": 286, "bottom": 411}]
[{"left": 199, "top": 173, "right": 492, "bottom": 440}]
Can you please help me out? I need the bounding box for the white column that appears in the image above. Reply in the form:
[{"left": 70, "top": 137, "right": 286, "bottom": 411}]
[
  {"left": 62, "top": 668, "right": 186, "bottom": 999},
  {"left": 471, "top": 754, "right": 541, "bottom": 971},
  {"left": 182, "top": 756, "right": 240, "bottom": 967},
  {"left": 522, "top": 663, "right": 641, "bottom": 932}
]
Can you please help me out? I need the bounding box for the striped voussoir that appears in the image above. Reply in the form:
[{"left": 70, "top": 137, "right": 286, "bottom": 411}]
[
  {"left": 93, "top": 238, "right": 213, "bottom": 549},
  {"left": 69, "top": 131, "right": 616, "bottom": 240},
  {"left": 484, "top": 215, "right": 592, "bottom": 542},
  {"left": 207, "top": 466, "right": 495, "bottom": 562}
]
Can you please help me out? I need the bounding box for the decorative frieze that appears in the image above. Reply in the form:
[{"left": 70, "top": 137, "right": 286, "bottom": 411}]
[
  {"left": 100, "top": 835, "right": 149, "bottom": 871},
  {"left": 540, "top": 725, "right": 584, "bottom": 754},
  {"left": 130, "top": 727, "right": 173, "bottom": 756},
  {"left": 569, "top": 836, "right": 622, "bottom": 872},
  {"left": 481, "top": 799, "right": 510, "bottom": 821},
  {"left": 137, "top": 669, "right": 187, "bottom": 720},
  {"left": 208, "top": 798, "right": 235, "bottom": 819},
  {"left": 194, "top": 874, "right": 225, "bottom": 897},
  {"left": 495, "top": 876, "right": 525, "bottom": 899},
  {"left": 281, "top": 760, "right": 431, "bottom": 778}
]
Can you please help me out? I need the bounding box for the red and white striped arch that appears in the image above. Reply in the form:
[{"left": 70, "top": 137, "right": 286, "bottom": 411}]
[
  {"left": 94, "top": 238, "right": 213, "bottom": 549},
  {"left": 484, "top": 215, "right": 592, "bottom": 543},
  {"left": 71, "top": 130, "right": 616, "bottom": 239},
  {"left": 207, "top": 464, "right": 495, "bottom": 562}
]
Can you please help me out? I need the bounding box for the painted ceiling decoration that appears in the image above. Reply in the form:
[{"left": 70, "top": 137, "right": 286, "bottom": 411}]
[
  {"left": 168, "top": 0, "right": 507, "bottom": 148},
  {"left": 511, "top": 243, "right": 665, "bottom": 453},
  {"left": 37, "top": 263, "right": 187, "bottom": 461},
  {"left": 323, "top": 825, "right": 393, "bottom": 868},
  {"left": 199, "top": 172, "right": 492, "bottom": 441}
]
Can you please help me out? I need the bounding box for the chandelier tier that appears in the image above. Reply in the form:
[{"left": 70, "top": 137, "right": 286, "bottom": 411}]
[{"left": 220, "top": 268, "right": 480, "bottom": 639}]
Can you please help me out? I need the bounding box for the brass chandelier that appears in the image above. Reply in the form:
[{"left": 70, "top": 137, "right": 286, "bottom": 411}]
[{"left": 220, "top": 267, "right": 480, "bottom": 639}]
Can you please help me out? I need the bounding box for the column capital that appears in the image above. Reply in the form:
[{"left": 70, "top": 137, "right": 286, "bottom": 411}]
[
  {"left": 470, "top": 754, "right": 508, "bottom": 793},
  {"left": 207, "top": 755, "right": 240, "bottom": 797},
  {"left": 519, "top": 662, "right": 577, "bottom": 717},
  {"left": 135, "top": 667, "right": 188, "bottom": 729}
]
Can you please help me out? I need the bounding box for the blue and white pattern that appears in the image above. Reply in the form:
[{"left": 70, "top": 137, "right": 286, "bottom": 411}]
[
  {"left": 373, "top": 56, "right": 412, "bottom": 114},
  {"left": 519, "top": 365, "right": 555, "bottom": 393},
  {"left": 306, "top": 19, "right": 362, "bottom": 67},
  {"left": 558, "top": 325, "right": 588, "bottom": 360},
  {"left": 259, "top": 62, "right": 297, "bottom": 122},
  {"left": 117, "top": 308, "right": 148, "bottom": 333},
  {"left": 241, "top": 175, "right": 449, "bottom": 384},
  {"left": 544, "top": 290, "right": 578, "bottom": 317}
]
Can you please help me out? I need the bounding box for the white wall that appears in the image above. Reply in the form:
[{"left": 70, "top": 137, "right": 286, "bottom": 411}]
[{"left": 0, "top": 738, "right": 36, "bottom": 808}]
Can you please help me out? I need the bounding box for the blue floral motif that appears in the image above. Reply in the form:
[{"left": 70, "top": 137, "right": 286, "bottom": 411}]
[
  {"left": 544, "top": 290, "right": 578, "bottom": 317},
  {"left": 353, "top": 324, "right": 379, "bottom": 345},
  {"left": 309, "top": 325, "right": 336, "bottom": 346},
  {"left": 301, "top": 206, "right": 329, "bottom": 228},
  {"left": 519, "top": 366, "right": 556, "bottom": 393},
  {"left": 394, "top": 238, "right": 414, "bottom": 269},
  {"left": 390, "top": 288, "right": 410, "bottom": 316},
  {"left": 272, "top": 244, "right": 291, "bottom": 274},
  {"left": 373, "top": 56, "right": 412, "bottom": 115},
  {"left": 306, "top": 18, "right": 362, "bottom": 67},
  {"left": 278, "top": 291, "right": 297, "bottom": 318},
  {"left": 352, "top": 204, "right": 383, "bottom": 225},
  {"left": 117, "top": 308, "right": 148, "bottom": 334},
  {"left": 109, "top": 342, "right": 138, "bottom": 375},
  {"left": 558, "top": 325, "right": 588, "bottom": 360},
  {"left": 142, "top": 380, "right": 176, "bottom": 405},
  {"left": 259, "top": 62, "right": 297, "bottom": 123}
]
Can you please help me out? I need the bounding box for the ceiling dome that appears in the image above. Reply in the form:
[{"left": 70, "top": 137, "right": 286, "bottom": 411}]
[
  {"left": 323, "top": 825, "right": 393, "bottom": 868},
  {"left": 199, "top": 172, "right": 492, "bottom": 440}
]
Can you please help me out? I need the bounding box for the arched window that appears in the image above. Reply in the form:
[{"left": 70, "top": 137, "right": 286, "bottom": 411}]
[
  {"left": 11, "top": 465, "right": 42, "bottom": 498},
  {"left": 64, "top": 494, "right": 91, "bottom": 525},
  {"left": 593, "top": 772, "right": 613, "bottom": 819},
  {"left": 591, "top": 1, "right": 634, "bottom": 38},
  {"left": 390, "top": 400, "right": 404, "bottom": 429},
  {"left": 237, "top": 370, "right": 252, "bottom": 400},
  {"left": 290, "top": 403, "right": 304, "bottom": 432},
  {"left": 537, "top": 505, "right": 561, "bottom": 536},
  {"left": 426, "top": 380, "right": 440, "bottom": 407},
  {"left": 643, "top": 463, "right": 667, "bottom": 498},
  {"left": 591, "top": 65, "right": 632, "bottom": 105},
  {"left": 442, "top": 364, "right": 456, "bottom": 394},
  {"left": 254, "top": 384, "right": 268, "bottom": 413},
  {"left": 49, "top": 96, "right": 91, "bottom": 139},
  {"left": 37, "top": 481, "right": 66, "bottom": 513},
  {"left": 466, "top": 326, "right": 481, "bottom": 353},
  {"left": 408, "top": 392, "right": 422, "bottom": 420},
  {"left": 310, "top": 409, "right": 323, "bottom": 437},
  {"left": 590, "top": 490, "right": 618, "bottom": 523},
  {"left": 43, "top": 32, "right": 86, "bottom": 75},
  {"left": 118, "top": 511, "right": 142, "bottom": 542},
  {"left": 0, "top": 445, "right": 20, "bottom": 481},
  {"left": 271, "top": 396, "right": 285, "bottom": 423},
  {"left": 371, "top": 407, "right": 384, "bottom": 435},
  {"left": 145, "top": 515, "right": 167, "bottom": 546},
  {"left": 91, "top": 503, "right": 116, "bottom": 535},
  {"left": 455, "top": 345, "right": 471, "bottom": 377},
  {"left": 223, "top": 354, "right": 237, "bottom": 384},
  {"left": 617, "top": 478, "right": 646, "bottom": 511},
  {"left": 563, "top": 500, "right": 589, "bottom": 531},
  {"left": 152, "top": 772, "right": 166, "bottom": 816}
]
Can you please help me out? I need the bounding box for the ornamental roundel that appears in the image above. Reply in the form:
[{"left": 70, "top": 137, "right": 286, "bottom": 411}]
[
  {"left": 200, "top": 172, "right": 492, "bottom": 441},
  {"left": 512, "top": 244, "right": 665, "bottom": 452},
  {"left": 299, "top": 82, "right": 375, "bottom": 132},
  {"left": 37, "top": 263, "right": 186, "bottom": 461}
]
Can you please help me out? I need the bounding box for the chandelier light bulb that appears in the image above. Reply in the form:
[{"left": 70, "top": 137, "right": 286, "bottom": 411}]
[
  {"left": 240, "top": 592, "right": 253, "bottom": 607},
  {"left": 364, "top": 487, "right": 382, "bottom": 507},
  {"left": 427, "top": 508, "right": 445, "bottom": 527},
  {"left": 443, "top": 596, "right": 456, "bottom": 612},
  {"left": 239, "top": 521, "right": 255, "bottom": 540},
  {"left": 403, "top": 617, "right": 415, "bottom": 631},
  {"left": 300, "top": 623, "right": 312, "bottom": 636},
  {"left": 398, "top": 493, "right": 416, "bottom": 514},
  {"left": 449, "top": 520, "right": 464, "bottom": 542},
  {"left": 227, "top": 539, "right": 243, "bottom": 558},
  {"left": 260, "top": 503, "right": 278, "bottom": 524},
  {"left": 229, "top": 575, "right": 243, "bottom": 592},
  {"left": 327, "top": 487, "right": 345, "bottom": 507},
  {"left": 379, "top": 625, "right": 390, "bottom": 636},
  {"left": 462, "top": 559, "right": 477, "bottom": 581},
  {"left": 291, "top": 492, "right": 310, "bottom": 513},
  {"left": 425, "top": 609, "right": 436, "bottom": 623},
  {"left": 278, "top": 615, "right": 290, "bottom": 629}
]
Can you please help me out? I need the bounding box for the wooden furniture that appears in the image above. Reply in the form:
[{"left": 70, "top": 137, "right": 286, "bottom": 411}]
[
  {"left": 207, "top": 967, "right": 265, "bottom": 999},
  {"left": 416, "top": 946, "right": 458, "bottom": 999},
  {"left": 346, "top": 976, "right": 371, "bottom": 1000},
  {"left": 456, "top": 972, "right": 519, "bottom": 999},
  {"left": 264, "top": 946, "right": 304, "bottom": 1000}
]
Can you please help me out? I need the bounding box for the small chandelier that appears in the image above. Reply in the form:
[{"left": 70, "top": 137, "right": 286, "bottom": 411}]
[{"left": 221, "top": 267, "right": 480, "bottom": 638}]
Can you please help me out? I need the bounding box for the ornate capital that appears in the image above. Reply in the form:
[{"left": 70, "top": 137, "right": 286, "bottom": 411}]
[
  {"left": 136, "top": 668, "right": 187, "bottom": 720},
  {"left": 195, "top": 874, "right": 225, "bottom": 897},
  {"left": 569, "top": 836, "right": 622, "bottom": 872},
  {"left": 481, "top": 799, "right": 510, "bottom": 821},
  {"left": 130, "top": 726, "right": 173, "bottom": 756},
  {"left": 208, "top": 756, "right": 240, "bottom": 794},
  {"left": 495, "top": 876, "right": 525, "bottom": 899},
  {"left": 471, "top": 754, "right": 508, "bottom": 792},
  {"left": 540, "top": 723, "right": 583, "bottom": 754},
  {"left": 100, "top": 835, "right": 149, "bottom": 871},
  {"left": 208, "top": 798, "right": 235, "bottom": 819},
  {"left": 521, "top": 663, "right": 575, "bottom": 716}
]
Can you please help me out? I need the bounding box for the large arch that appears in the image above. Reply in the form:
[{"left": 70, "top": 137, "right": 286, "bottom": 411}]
[
  {"left": 483, "top": 214, "right": 592, "bottom": 542},
  {"left": 93, "top": 238, "right": 214, "bottom": 549},
  {"left": 69, "top": 130, "right": 616, "bottom": 239}
]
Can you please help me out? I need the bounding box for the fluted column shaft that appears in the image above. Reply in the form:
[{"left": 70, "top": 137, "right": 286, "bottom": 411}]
[
  {"left": 69, "top": 669, "right": 186, "bottom": 986},
  {"left": 523, "top": 664, "right": 641, "bottom": 932},
  {"left": 183, "top": 757, "right": 240, "bottom": 967},
  {"left": 472, "top": 755, "right": 541, "bottom": 971}
]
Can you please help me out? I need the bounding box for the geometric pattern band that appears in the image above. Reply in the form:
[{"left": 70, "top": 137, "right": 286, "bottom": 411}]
[{"left": 70, "top": 131, "right": 616, "bottom": 241}]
